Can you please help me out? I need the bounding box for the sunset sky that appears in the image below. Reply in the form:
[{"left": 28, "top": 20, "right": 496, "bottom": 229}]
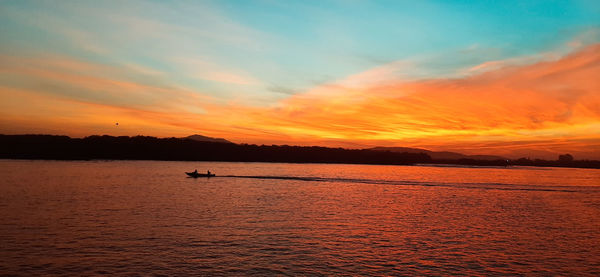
[{"left": 1, "top": 0, "right": 599, "bottom": 159}]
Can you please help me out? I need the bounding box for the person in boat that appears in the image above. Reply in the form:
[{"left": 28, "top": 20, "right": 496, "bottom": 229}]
[
  {"left": 194, "top": 169, "right": 198, "bottom": 174},
  {"left": 207, "top": 170, "right": 211, "bottom": 175}
]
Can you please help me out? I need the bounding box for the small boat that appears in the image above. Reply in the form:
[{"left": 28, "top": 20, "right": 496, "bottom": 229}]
[{"left": 186, "top": 171, "right": 215, "bottom": 178}]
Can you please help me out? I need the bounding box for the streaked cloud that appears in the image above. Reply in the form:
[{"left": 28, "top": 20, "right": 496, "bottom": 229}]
[
  {"left": 2, "top": 42, "right": 599, "bottom": 158},
  {"left": 201, "top": 43, "right": 600, "bottom": 159}
]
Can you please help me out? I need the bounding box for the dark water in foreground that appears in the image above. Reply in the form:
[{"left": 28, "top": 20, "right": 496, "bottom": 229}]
[{"left": 1, "top": 160, "right": 599, "bottom": 275}]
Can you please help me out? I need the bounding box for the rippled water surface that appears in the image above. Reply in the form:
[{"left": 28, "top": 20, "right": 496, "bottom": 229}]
[{"left": 1, "top": 160, "right": 599, "bottom": 275}]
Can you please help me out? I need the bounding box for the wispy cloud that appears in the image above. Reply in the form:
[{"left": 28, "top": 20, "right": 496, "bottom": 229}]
[
  {"left": 173, "top": 57, "right": 261, "bottom": 86},
  {"left": 201, "top": 43, "right": 600, "bottom": 158},
  {"left": 0, "top": 54, "right": 211, "bottom": 113},
  {"left": 2, "top": 43, "right": 599, "bottom": 159}
]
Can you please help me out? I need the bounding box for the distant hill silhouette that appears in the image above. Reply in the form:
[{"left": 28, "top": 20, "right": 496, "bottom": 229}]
[
  {"left": 370, "top": 147, "right": 506, "bottom": 161},
  {"left": 184, "top": 134, "right": 233, "bottom": 144},
  {"left": 370, "top": 146, "right": 599, "bottom": 168}
]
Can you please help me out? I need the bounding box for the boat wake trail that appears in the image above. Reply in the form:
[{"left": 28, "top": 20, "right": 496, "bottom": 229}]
[{"left": 217, "top": 175, "right": 584, "bottom": 193}]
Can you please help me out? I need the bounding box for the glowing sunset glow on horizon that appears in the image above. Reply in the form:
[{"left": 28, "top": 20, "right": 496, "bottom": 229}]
[{"left": 1, "top": 1, "right": 599, "bottom": 159}]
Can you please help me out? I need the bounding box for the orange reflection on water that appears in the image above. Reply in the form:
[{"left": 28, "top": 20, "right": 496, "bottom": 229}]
[{"left": 0, "top": 161, "right": 598, "bottom": 274}]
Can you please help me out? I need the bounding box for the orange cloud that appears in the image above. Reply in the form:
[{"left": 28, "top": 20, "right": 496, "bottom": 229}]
[
  {"left": 0, "top": 54, "right": 214, "bottom": 112},
  {"left": 202, "top": 44, "right": 600, "bottom": 159},
  {"left": 1, "top": 44, "right": 599, "bottom": 159}
]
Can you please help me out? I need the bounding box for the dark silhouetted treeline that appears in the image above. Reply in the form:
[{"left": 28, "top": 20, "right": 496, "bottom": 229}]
[
  {"left": 423, "top": 158, "right": 599, "bottom": 169},
  {"left": 1, "top": 135, "right": 598, "bottom": 168},
  {"left": 508, "top": 157, "right": 600, "bottom": 169},
  {"left": 0, "top": 135, "right": 431, "bottom": 165}
]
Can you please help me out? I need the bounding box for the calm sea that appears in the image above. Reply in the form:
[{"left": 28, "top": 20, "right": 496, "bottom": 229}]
[{"left": 1, "top": 160, "right": 599, "bottom": 275}]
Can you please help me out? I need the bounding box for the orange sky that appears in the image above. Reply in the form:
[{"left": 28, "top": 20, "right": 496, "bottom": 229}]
[
  {"left": 1, "top": 43, "right": 599, "bottom": 159},
  {"left": 3, "top": 2, "right": 600, "bottom": 160}
]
